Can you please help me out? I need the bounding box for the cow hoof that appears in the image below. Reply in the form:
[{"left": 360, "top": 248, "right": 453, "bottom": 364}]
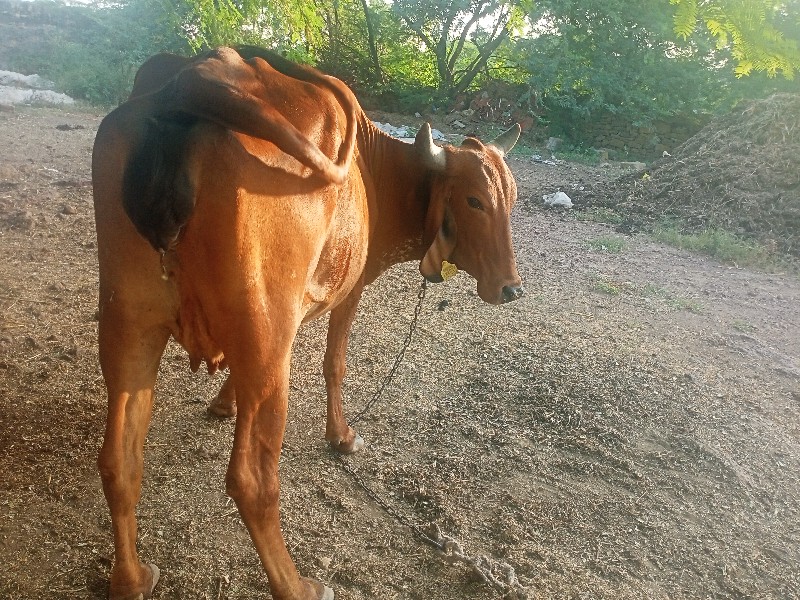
[
  {"left": 329, "top": 432, "right": 364, "bottom": 454},
  {"left": 146, "top": 564, "right": 160, "bottom": 597},
  {"left": 208, "top": 396, "right": 237, "bottom": 418},
  {"left": 109, "top": 563, "right": 160, "bottom": 600},
  {"left": 302, "top": 576, "right": 334, "bottom": 599}
]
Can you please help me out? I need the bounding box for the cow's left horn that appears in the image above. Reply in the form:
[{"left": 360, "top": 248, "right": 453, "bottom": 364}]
[
  {"left": 489, "top": 123, "right": 521, "bottom": 156},
  {"left": 415, "top": 123, "right": 447, "bottom": 171}
]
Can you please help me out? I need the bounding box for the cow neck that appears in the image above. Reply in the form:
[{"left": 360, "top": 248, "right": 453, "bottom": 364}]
[{"left": 358, "top": 116, "right": 433, "bottom": 266}]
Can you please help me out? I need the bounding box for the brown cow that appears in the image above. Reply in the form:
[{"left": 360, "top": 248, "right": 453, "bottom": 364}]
[{"left": 92, "top": 46, "right": 522, "bottom": 600}]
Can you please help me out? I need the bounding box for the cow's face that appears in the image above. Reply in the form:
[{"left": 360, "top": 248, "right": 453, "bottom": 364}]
[{"left": 416, "top": 124, "right": 524, "bottom": 305}]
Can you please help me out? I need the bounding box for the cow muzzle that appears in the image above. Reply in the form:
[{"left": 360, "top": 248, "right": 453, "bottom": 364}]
[
  {"left": 476, "top": 277, "right": 524, "bottom": 305},
  {"left": 501, "top": 284, "right": 524, "bottom": 303}
]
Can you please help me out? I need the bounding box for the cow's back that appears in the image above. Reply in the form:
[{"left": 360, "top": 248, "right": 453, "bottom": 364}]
[{"left": 93, "top": 52, "right": 370, "bottom": 373}]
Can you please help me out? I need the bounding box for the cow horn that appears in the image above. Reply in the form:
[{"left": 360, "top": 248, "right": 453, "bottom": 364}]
[
  {"left": 489, "top": 123, "right": 521, "bottom": 156},
  {"left": 414, "top": 123, "right": 447, "bottom": 171}
]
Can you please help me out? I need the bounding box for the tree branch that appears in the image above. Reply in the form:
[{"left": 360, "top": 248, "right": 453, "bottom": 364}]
[
  {"left": 448, "top": 1, "right": 491, "bottom": 73},
  {"left": 401, "top": 14, "right": 436, "bottom": 50},
  {"left": 453, "top": 25, "right": 511, "bottom": 95}
]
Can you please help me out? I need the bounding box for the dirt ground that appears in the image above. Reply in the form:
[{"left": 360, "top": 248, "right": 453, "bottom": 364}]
[{"left": 1, "top": 106, "right": 799, "bottom": 600}]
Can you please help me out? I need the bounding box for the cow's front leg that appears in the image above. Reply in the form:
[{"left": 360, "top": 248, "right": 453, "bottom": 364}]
[
  {"left": 97, "top": 316, "right": 170, "bottom": 600},
  {"left": 324, "top": 282, "right": 365, "bottom": 453},
  {"left": 226, "top": 322, "right": 333, "bottom": 600}
]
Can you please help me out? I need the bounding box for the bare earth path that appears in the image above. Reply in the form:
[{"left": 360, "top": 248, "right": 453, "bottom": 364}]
[{"left": 1, "top": 106, "right": 798, "bottom": 599}]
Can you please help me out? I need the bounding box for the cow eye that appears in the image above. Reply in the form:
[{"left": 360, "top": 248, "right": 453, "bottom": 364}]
[{"left": 467, "top": 196, "right": 483, "bottom": 210}]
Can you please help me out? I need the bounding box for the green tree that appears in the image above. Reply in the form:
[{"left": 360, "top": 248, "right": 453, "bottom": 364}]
[
  {"left": 182, "top": 0, "right": 389, "bottom": 89},
  {"left": 315, "top": 0, "right": 385, "bottom": 88},
  {"left": 7, "top": 0, "right": 189, "bottom": 105},
  {"left": 522, "top": 0, "right": 731, "bottom": 127},
  {"left": 13, "top": 0, "right": 798, "bottom": 115},
  {"left": 392, "top": 0, "right": 529, "bottom": 98},
  {"left": 183, "top": 0, "right": 324, "bottom": 60},
  {"left": 671, "top": 0, "right": 800, "bottom": 78}
]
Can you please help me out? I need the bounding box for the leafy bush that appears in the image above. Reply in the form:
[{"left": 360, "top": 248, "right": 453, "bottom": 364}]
[
  {"left": 6, "top": 0, "right": 188, "bottom": 106},
  {"left": 520, "top": 0, "right": 733, "bottom": 131}
]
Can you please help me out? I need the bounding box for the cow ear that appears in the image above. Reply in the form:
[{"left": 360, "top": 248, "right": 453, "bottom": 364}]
[
  {"left": 419, "top": 187, "right": 457, "bottom": 282},
  {"left": 488, "top": 123, "right": 521, "bottom": 156},
  {"left": 460, "top": 137, "right": 484, "bottom": 151},
  {"left": 414, "top": 123, "right": 447, "bottom": 171}
]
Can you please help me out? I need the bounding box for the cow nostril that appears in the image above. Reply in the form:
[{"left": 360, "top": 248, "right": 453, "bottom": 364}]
[{"left": 501, "top": 285, "right": 524, "bottom": 303}]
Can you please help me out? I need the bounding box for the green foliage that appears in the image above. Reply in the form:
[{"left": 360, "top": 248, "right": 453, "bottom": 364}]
[
  {"left": 392, "top": 0, "right": 528, "bottom": 98},
  {"left": 731, "top": 319, "right": 757, "bottom": 333},
  {"left": 17, "top": 41, "right": 137, "bottom": 106},
  {"left": 671, "top": 0, "right": 699, "bottom": 38},
  {"left": 183, "top": 0, "right": 325, "bottom": 57},
  {"left": 576, "top": 207, "right": 626, "bottom": 225},
  {"left": 522, "top": 0, "right": 732, "bottom": 129},
  {"left": 554, "top": 143, "right": 602, "bottom": 164},
  {"left": 6, "top": 0, "right": 188, "bottom": 106},
  {"left": 590, "top": 274, "right": 704, "bottom": 312},
  {"left": 5, "top": 0, "right": 798, "bottom": 121},
  {"left": 639, "top": 284, "right": 703, "bottom": 313},
  {"left": 181, "top": 0, "right": 430, "bottom": 100},
  {"left": 670, "top": 0, "right": 800, "bottom": 78},
  {"left": 315, "top": 0, "right": 391, "bottom": 90},
  {"left": 591, "top": 275, "right": 624, "bottom": 296}
]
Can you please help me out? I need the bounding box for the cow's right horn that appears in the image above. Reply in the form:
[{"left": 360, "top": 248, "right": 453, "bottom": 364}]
[
  {"left": 414, "top": 123, "right": 447, "bottom": 171},
  {"left": 488, "top": 123, "right": 521, "bottom": 156}
]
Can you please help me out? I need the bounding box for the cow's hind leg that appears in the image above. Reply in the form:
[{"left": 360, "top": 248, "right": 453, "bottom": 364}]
[
  {"left": 225, "top": 318, "right": 333, "bottom": 600},
  {"left": 97, "top": 314, "right": 170, "bottom": 600}
]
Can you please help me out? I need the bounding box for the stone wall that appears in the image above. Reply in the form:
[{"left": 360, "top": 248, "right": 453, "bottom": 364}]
[{"left": 573, "top": 111, "right": 709, "bottom": 159}]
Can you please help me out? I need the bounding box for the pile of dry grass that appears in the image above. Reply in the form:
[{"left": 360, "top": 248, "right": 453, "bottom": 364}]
[{"left": 576, "top": 93, "right": 800, "bottom": 257}]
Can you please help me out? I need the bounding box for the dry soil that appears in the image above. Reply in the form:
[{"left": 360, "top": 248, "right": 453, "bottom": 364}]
[{"left": 1, "top": 106, "right": 799, "bottom": 600}]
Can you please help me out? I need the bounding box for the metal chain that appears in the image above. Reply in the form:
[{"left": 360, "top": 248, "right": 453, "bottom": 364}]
[
  {"left": 334, "top": 454, "right": 531, "bottom": 599},
  {"left": 336, "top": 276, "right": 530, "bottom": 599},
  {"left": 348, "top": 277, "right": 427, "bottom": 427},
  {"left": 334, "top": 455, "right": 442, "bottom": 548}
]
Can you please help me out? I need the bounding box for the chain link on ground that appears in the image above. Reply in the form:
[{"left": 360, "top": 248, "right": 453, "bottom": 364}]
[
  {"left": 334, "top": 455, "right": 530, "bottom": 599},
  {"left": 337, "top": 276, "right": 530, "bottom": 599}
]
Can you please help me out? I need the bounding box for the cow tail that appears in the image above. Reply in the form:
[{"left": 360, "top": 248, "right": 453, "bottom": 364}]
[
  {"left": 169, "top": 47, "right": 358, "bottom": 186},
  {"left": 122, "top": 115, "right": 199, "bottom": 252},
  {"left": 242, "top": 48, "right": 359, "bottom": 185}
]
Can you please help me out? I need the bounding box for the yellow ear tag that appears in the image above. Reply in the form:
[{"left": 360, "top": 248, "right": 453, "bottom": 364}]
[{"left": 441, "top": 260, "right": 458, "bottom": 281}]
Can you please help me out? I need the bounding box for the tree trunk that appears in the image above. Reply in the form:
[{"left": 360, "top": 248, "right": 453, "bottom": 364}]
[
  {"left": 452, "top": 26, "right": 511, "bottom": 96},
  {"left": 358, "top": 0, "right": 383, "bottom": 84}
]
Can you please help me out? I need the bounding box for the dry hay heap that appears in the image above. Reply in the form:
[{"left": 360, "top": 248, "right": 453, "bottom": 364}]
[{"left": 578, "top": 93, "right": 800, "bottom": 257}]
